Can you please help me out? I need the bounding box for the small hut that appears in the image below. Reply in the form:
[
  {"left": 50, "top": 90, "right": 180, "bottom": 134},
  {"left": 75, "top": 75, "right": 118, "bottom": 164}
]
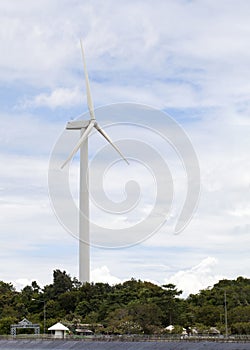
[
  {"left": 48, "top": 322, "right": 69, "bottom": 339},
  {"left": 165, "top": 325, "right": 175, "bottom": 333}
]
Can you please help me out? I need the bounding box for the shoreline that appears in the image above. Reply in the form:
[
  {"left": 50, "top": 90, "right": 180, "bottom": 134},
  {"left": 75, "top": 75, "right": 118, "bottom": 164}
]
[{"left": 0, "top": 338, "right": 250, "bottom": 350}]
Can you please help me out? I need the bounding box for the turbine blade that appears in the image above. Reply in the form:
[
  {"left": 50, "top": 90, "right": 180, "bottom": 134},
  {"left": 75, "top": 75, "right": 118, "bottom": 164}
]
[
  {"left": 61, "top": 121, "right": 95, "bottom": 169},
  {"left": 95, "top": 124, "right": 129, "bottom": 165},
  {"left": 80, "top": 40, "right": 95, "bottom": 120}
]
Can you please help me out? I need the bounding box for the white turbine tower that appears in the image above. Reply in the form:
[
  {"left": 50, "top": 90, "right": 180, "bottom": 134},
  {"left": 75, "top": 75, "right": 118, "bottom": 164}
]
[{"left": 62, "top": 41, "right": 128, "bottom": 283}]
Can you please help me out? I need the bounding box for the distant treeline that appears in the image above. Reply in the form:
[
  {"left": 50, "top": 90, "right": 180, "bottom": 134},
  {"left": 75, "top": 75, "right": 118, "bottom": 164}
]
[{"left": 0, "top": 271, "right": 250, "bottom": 335}]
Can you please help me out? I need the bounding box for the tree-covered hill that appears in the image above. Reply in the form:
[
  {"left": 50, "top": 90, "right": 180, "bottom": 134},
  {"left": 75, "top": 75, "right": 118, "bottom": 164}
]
[{"left": 0, "top": 271, "right": 249, "bottom": 335}]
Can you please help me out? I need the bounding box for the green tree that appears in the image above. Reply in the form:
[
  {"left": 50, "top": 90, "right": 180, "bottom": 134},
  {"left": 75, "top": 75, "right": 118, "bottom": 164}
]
[
  {"left": 0, "top": 316, "right": 17, "bottom": 335},
  {"left": 53, "top": 270, "right": 73, "bottom": 295},
  {"left": 128, "top": 302, "right": 163, "bottom": 333}
]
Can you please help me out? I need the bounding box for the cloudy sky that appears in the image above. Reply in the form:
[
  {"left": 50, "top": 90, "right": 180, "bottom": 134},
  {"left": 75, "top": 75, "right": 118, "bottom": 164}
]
[{"left": 0, "top": 0, "right": 249, "bottom": 297}]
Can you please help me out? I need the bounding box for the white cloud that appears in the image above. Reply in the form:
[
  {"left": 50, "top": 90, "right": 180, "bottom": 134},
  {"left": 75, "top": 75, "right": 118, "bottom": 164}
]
[
  {"left": 165, "top": 257, "right": 225, "bottom": 297},
  {"left": 13, "top": 278, "right": 34, "bottom": 291},
  {"left": 91, "top": 265, "right": 122, "bottom": 285},
  {"left": 21, "top": 87, "right": 82, "bottom": 109}
]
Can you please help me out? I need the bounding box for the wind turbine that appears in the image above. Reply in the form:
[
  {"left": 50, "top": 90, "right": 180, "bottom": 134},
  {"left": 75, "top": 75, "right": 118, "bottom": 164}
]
[{"left": 62, "top": 41, "right": 129, "bottom": 283}]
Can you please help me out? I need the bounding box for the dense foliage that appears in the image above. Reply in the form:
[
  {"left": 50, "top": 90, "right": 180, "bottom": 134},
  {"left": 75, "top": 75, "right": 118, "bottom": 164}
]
[{"left": 0, "top": 271, "right": 249, "bottom": 335}]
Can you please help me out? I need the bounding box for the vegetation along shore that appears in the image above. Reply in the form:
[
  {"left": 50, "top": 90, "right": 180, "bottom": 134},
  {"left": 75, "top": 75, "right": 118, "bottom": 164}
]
[{"left": 0, "top": 271, "right": 250, "bottom": 338}]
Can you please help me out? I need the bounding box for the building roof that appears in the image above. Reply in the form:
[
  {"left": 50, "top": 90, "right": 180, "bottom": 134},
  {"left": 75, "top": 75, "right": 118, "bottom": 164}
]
[
  {"left": 48, "top": 322, "right": 69, "bottom": 331},
  {"left": 75, "top": 328, "right": 93, "bottom": 333}
]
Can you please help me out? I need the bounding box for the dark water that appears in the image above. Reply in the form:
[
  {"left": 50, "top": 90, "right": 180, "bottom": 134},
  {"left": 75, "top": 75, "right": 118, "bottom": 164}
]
[{"left": 0, "top": 340, "right": 250, "bottom": 350}]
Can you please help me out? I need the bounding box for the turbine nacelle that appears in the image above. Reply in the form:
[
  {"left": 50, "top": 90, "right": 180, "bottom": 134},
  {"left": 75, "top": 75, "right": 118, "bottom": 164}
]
[{"left": 66, "top": 120, "right": 91, "bottom": 130}]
